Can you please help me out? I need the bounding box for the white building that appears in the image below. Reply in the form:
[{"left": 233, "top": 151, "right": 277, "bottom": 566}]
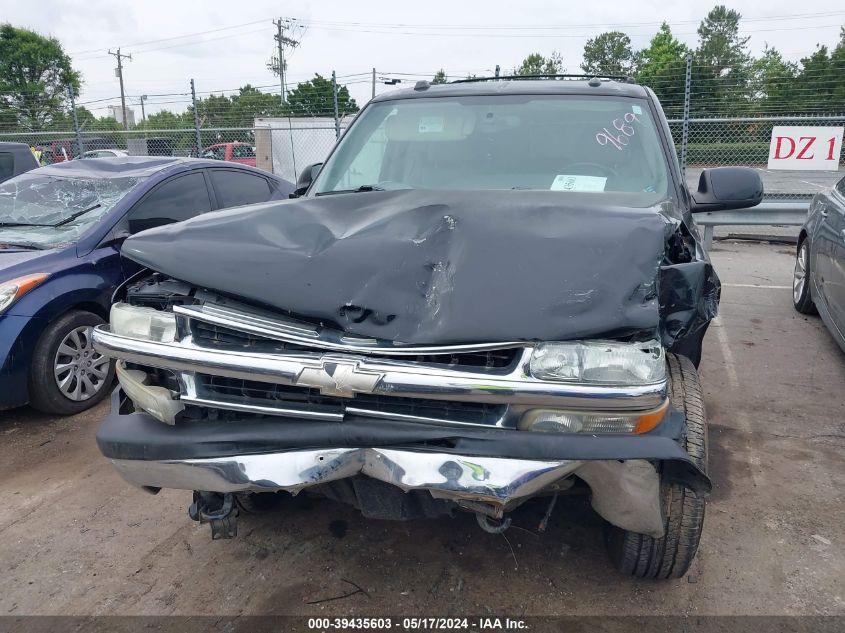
[{"left": 108, "top": 105, "right": 136, "bottom": 127}]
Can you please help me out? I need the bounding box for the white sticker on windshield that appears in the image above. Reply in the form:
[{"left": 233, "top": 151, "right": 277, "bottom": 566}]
[
  {"left": 418, "top": 116, "right": 444, "bottom": 133},
  {"left": 551, "top": 175, "right": 607, "bottom": 192},
  {"left": 632, "top": 105, "right": 643, "bottom": 115}
]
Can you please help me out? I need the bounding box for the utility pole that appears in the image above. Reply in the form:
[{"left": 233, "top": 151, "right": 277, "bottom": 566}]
[
  {"left": 67, "top": 84, "right": 84, "bottom": 156},
  {"left": 332, "top": 71, "right": 340, "bottom": 140},
  {"left": 372, "top": 68, "right": 376, "bottom": 99},
  {"left": 191, "top": 79, "right": 202, "bottom": 157},
  {"left": 108, "top": 48, "right": 132, "bottom": 130},
  {"left": 140, "top": 95, "right": 148, "bottom": 143},
  {"left": 680, "top": 53, "right": 693, "bottom": 175},
  {"left": 271, "top": 18, "right": 299, "bottom": 105},
  {"left": 139, "top": 95, "right": 147, "bottom": 126}
]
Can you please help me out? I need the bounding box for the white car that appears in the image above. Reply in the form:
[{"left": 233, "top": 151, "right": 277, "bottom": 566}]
[{"left": 79, "top": 149, "right": 129, "bottom": 159}]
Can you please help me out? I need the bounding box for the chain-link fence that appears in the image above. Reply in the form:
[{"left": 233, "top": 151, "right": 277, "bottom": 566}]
[
  {"left": 3, "top": 66, "right": 843, "bottom": 197},
  {"left": 5, "top": 113, "right": 842, "bottom": 197},
  {"left": 667, "top": 115, "right": 845, "bottom": 200}
]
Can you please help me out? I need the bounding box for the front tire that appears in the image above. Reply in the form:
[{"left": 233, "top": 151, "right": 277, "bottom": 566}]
[
  {"left": 793, "top": 237, "right": 816, "bottom": 314},
  {"left": 28, "top": 310, "right": 115, "bottom": 415},
  {"left": 605, "top": 353, "right": 707, "bottom": 579}
]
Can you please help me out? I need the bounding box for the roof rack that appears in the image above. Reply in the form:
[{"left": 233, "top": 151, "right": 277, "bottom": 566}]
[{"left": 451, "top": 73, "right": 631, "bottom": 84}]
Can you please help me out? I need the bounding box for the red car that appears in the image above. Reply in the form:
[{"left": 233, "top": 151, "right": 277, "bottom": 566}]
[{"left": 201, "top": 142, "right": 256, "bottom": 167}]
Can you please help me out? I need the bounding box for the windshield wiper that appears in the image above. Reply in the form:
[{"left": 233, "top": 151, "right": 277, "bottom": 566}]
[
  {"left": 0, "top": 203, "right": 103, "bottom": 229},
  {"left": 316, "top": 185, "right": 386, "bottom": 196},
  {"left": 52, "top": 203, "right": 102, "bottom": 227}
]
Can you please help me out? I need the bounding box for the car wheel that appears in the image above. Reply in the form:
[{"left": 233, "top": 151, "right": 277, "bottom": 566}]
[
  {"left": 28, "top": 310, "right": 115, "bottom": 415},
  {"left": 793, "top": 238, "right": 816, "bottom": 314},
  {"left": 605, "top": 353, "right": 707, "bottom": 579}
]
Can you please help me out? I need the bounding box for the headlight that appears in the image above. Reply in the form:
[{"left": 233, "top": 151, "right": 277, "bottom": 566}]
[
  {"left": 529, "top": 340, "right": 665, "bottom": 385},
  {"left": 519, "top": 401, "right": 669, "bottom": 435},
  {"left": 0, "top": 273, "right": 50, "bottom": 314},
  {"left": 110, "top": 302, "right": 176, "bottom": 342}
]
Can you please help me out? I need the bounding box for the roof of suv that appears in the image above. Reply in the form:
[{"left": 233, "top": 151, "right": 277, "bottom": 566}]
[{"left": 371, "top": 78, "right": 649, "bottom": 103}]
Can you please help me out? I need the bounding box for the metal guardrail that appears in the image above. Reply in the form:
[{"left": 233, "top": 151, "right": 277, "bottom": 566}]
[{"left": 693, "top": 201, "right": 810, "bottom": 251}]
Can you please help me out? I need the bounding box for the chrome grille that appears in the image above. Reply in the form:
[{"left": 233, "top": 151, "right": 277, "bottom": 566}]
[
  {"left": 191, "top": 320, "right": 520, "bottom": 368},
  {"left": 196, "top": 374, "right": 508, "bottom": 426}
]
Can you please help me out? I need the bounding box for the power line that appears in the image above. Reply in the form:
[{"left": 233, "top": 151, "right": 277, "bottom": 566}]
[
  {"left": 289, "top": 10, "right": 845, "bottom": 31},
  {"left": 70, "top": 18, "right": 271, "bottom": 55}
]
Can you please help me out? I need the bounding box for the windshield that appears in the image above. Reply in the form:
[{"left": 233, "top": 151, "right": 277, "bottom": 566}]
[
  {"left": 0, "top": 173, "right": 143, "bottom": 248},
  {"left": 313, "top": 95, "right": 670, "bottom": 197}
]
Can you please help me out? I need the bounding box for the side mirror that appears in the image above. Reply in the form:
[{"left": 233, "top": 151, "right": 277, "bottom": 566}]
[
  {"left": 289, "top": 162, "right": 323, "bottom": 198},
  {"left": 690, "top": 167, "right": 763, "bottom": 213}
]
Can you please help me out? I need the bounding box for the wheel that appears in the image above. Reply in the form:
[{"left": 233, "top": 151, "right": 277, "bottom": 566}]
[
  {"left": 28, "top": 310, "right": 115, "bottom": 415},
  {"left": 793, "top": 237, "right": 816, "bottom": 314},
  {"left": 605, "top": 353, "right": 707, "bottom": 579}
]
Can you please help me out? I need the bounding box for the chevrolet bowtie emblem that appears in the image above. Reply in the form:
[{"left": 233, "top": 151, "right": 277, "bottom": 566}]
[{"left": 296, "top": 361, "right": 384, "bottom": 397}]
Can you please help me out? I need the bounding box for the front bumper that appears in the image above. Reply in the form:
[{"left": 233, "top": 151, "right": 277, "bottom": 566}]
[
  {"left": 98, "top": 388, "right": 710, "bottom": 491},
  {"left": 99, "top": 389, "right": 711, "bottom": 537},
  {"left": 0, "top": 314, "right": 42, "bottom": 409}
]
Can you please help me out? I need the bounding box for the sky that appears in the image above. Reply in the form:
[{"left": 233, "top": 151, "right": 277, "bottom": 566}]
[{"left": 3, "top": 0, "right": 845, "bottom": 118}]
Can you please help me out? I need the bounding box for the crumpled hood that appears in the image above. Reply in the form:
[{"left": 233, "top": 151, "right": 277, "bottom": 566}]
[{"left": 122, "top": 189, "right": 681, "bottom": 344}]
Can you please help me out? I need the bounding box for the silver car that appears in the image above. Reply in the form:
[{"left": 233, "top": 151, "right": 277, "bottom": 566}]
[
  {"left": 794, "top": 173, "right": 845, "bottom": 353},
  {"left": 79, "top": 149, "right": 129, "bottom": 159}
]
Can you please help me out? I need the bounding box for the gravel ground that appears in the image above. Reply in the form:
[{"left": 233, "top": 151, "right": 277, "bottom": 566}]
[{"left": 0, "top": 241, "right": 843, "bottom": 617}]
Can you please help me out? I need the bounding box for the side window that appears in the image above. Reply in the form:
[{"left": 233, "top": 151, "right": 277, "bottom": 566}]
[
  {"left": 209, "top": 169, "right": 272, "bottom": 208},
  {"left": 203, "top": 147, "right": 225, "bottom": 160},
  {"left": 0, "top": 153, "right": 14, "bottom": 180},
  {"left": 128, "top": 172, "right": 212, "bottom": 233},
  {"left": 232, "top": 145, "right": 255, "bottom": 159}
]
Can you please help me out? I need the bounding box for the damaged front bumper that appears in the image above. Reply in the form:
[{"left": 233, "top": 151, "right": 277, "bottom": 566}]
[
  {"left": 97, "top": 388, "right": 710, "bottom": 538},
  {"left": 92, "top": 298, "right": 710, "bottom": 538}
]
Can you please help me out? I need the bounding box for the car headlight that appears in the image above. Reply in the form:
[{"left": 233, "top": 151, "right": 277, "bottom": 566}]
[
  {"left": 0, "top": 273, "right": 50, "bottom": 314},
  {"left": 519, "top": 401, "right": 669, "bottom": 435},
  {"left": 529, "top": 340, "right": 665, "bottom": 385},
  {"left": 110, "top": 302, "right": 177, "bottom": 342}
]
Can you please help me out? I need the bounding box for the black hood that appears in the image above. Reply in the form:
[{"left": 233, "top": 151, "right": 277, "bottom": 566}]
[{"left": 122, "top": 189, "right": 716, "bottom": 346}]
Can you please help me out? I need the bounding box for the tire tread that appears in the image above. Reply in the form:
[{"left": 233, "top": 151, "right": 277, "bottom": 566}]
[{"left": 606, "top": 353, "right": 707, "bottom": 579}]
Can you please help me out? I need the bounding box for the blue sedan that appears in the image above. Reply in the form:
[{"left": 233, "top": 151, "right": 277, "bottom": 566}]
[{"left": 0, "top": 157, "right": 292, "bottom": 413}]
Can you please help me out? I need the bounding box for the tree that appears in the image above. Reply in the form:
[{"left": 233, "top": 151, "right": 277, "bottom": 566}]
[
  {"left": 634, "top": 23, "right": 689, "bottom": 115},
  {"left": 796, "top": 45, "right": 838, "bottom": 114},
  {"left": 748, "top": 45, "right": 798, "bottom": 113},
  {"left": 696, "top": 5, "right": 750, "bottom": 78},
  {"left": 694, "top": 6, "right": 753, "bottom": 114},
  {"left": 191, "top": 85, "right": 285, "bottom": 128},
  {"left": 230, "top": 85, "right": 285, "bottom": 123},
  {"left": 0, "top": 24, "right": 81, "bottom": 131},
  {"left": 141, "top": 110, "right": 190, "bottom": 130},
  {"left": 581, "top": 32, "right": 634, "bottom": 76},
  {"left": 513, "top": 52, "right": 563, "bottom": 76},
  {"left": 284, "top": 74, "right": 359, "bottom": 117},
  {"left": 432, "top": 69, "right": 448, "bottom": 84}
]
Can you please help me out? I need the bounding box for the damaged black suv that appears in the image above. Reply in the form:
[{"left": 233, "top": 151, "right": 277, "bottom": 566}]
[{"left": 93, "top": 76, "right": 763, "bottom": 578}]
